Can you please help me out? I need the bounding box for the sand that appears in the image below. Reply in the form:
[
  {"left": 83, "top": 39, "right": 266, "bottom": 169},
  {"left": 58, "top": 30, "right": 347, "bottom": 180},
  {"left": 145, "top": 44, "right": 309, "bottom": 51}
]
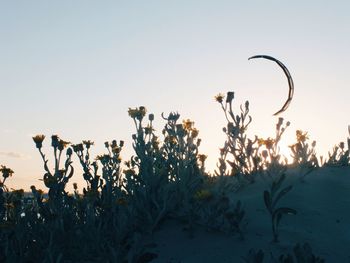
[{"left": 151, "top": 166, "right": 350, "bottom": 262}]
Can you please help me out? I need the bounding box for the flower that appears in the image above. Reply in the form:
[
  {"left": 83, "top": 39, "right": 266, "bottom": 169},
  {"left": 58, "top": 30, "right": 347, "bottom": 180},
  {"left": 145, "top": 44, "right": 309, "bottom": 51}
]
[
  {"left": 0, "top": 165, "right": 14, "bottom": 178},
  {"left": 128, "top": 108, "right": 138, "bottom": 119},
  {"left": 72, "top": 143, "right": 84, "bottom": 153},
  {"left": 167, "top": 112, "right": 180, "bottom": 121},
  {"left": 144, "top": 125, "right": 154, "bottom": 135},
  {"left": 264, "top": 138, "right": 274, "bottom": 149},
  {"left": 83, "top": 140, "right": 94, "bottom": 149},
  {"left": 116, "top": 197, "right": 128, "bottom": 206},
  {"left": 96, "top": 154, "right": 110, "bottom": 165},
  {"left": 197, "top": 154, "right": 207, "bottom": 163},
  {"left": 258, "top": 138, "right": 274, "bottom": 150},
  {"left": 112, "top": 146, "right": 121, "bottom": 155},
  {"left": 165, "top": 135, "right": 177, "bottom": 145},
  {"left": 128, "top": 106, "right": 147, "bottom": 120},
  {"left": 58, "top": 139, "right": 70, "bottom": 151},
  {"left": 183, "top": 119, "right": 194, "bottom": 130},
  {"left": 191, "top": 128, "right": 199, "bottom": 138},
  {"left": 194, "top": 189, "right": 212, "bottom": 201},
  {"left": 296, "top": 130, "right": 308, "bottom": 143},
  {"left": 32, "top": 134, "right": 45, "bottom": 149},
  {"left": 214, "top": 93, "right": 225, "bottom": 103}
]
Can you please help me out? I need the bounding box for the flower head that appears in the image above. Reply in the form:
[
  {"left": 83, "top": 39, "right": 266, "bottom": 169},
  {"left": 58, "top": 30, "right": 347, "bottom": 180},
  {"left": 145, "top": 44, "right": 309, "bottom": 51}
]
[
  {"left": 72, "top": 143, "right": 84, "bottom": 153},
  {"left": 194, "top": 189, "right": 212, "bottom": 201},
  {"left": 58, "top": 139, "right": 70, "bottom": 151},
  {"left": 0, "top": 165, "right": 14, "bottom": 178},
  {"left": 214, "top": 93, "right": 225, "bottom": 103},
  {"left": 191, "top": 128, "right": 199, "bottom": 138},
  {"left": 83, "top": 140, "right": 94, "bottom": 149},
  {"left": 182, "top": 119, "right": 194, "bottom": 131},
  {"left": 197, "top": 154, "right": 207, "bottom": 163},
  {"left": 296, "top": 130, "right": 308, "bottom": 143},
  {"left": 33, "top": 134, "right": 46, "bottom": 149},
  {"left": 128, "top": 106, "right": 147, "bottom": 120}
]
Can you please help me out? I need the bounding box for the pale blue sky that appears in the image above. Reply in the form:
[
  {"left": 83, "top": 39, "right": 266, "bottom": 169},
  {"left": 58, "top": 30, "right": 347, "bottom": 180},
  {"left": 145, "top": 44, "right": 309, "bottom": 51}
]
[{"left": 1, "top": 1, "right": 350, "bottom": 191}]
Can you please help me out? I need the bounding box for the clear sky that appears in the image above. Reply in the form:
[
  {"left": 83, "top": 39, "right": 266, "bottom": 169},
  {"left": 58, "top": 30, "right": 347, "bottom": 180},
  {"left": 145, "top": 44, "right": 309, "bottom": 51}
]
[{"left": 1, "top": 1, "right": 350, "bottom": 191}]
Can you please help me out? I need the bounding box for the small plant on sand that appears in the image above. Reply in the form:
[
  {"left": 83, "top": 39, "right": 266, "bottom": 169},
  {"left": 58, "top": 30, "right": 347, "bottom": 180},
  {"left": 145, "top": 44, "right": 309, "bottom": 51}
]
[
  {"left": 289, "top": 130, "right": 318, "bottom": 181},
  {"left": 215, "top": 92, "right": 262, "bottom": 190},
  {"left": 193, "top": 186, "right": 246, "bottom": 239},
  {"left": 258, "top": 117, "right": 290, "bottom": 179},
  {"left": 276, "top": 242, "right": 325, "bottom": 263},
  {"left": 324, "top": 127, "right": 350, "bottom": 166},
  {"left": 263, "top": 173, "right": 296, "bottom": 243},
  {"left": 245, "top": 242, "right": 324, "bottom": 263}
]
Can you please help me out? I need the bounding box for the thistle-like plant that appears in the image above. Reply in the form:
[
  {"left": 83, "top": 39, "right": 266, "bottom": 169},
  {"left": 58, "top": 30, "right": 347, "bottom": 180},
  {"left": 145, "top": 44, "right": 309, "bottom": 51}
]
[
  {"left": 33, "top": 134, "right": 74, "bottom": 204},
  {"left": 289, "top": 130, "right": 318, "bottom": 181},
  {"left": 215, "top": 92, "right": 262, "bottom": 188},
  {"left": 124, "top": 107, "right": 176, "bottom": 234},
  {"left": 0, "top": 165, "right": 13, "bottom": 221},
  {"left": 263, "top": 173, "right": 296, "bottom": 243},
  {"left": 325, "top": 127, "right": 350, "bottom": 166}
]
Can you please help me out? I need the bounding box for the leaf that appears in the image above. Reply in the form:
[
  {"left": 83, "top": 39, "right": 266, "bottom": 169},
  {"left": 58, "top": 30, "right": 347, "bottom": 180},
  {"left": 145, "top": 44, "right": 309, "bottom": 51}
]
[
  {"left": 273, "top": 207, "right": 297, "bottom": 226},
  {"left": 272, "top": 185, "right": 293, "bottom": 208},
  {"left": 271, "top": 174, "right": 286, "bottom": 196},
  {"left": 264, "top": 191, "right": 272, "bottom": 212}
]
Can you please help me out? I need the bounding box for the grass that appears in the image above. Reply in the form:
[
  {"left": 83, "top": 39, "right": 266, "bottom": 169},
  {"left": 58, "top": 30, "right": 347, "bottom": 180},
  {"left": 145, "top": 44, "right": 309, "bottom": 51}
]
[{"left": 0, "top": 91, "right": 348, "bottom": 262}]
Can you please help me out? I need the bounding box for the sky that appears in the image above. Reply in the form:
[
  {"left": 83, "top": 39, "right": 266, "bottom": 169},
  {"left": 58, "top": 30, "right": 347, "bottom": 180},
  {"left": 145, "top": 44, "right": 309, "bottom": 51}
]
[{"left": 1, "top": 1, "right": 350, "bottom": 191}]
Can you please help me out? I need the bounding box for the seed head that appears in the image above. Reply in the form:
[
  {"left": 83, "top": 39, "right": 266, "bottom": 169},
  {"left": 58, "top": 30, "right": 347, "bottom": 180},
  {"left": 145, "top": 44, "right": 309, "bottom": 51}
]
[{"left": 32, "top": 134, "right": 45, "bottom": 149}]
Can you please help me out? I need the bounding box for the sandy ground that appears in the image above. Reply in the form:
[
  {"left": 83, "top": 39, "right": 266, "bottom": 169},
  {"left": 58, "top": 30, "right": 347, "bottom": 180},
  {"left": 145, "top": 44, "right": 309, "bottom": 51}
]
[{"left": 151, "top": 166, "right": 350, "bottom": 262}]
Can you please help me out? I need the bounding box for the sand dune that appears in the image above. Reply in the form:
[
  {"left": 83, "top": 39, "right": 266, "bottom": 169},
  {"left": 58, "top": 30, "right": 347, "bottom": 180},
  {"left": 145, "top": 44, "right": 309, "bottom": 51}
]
[{"left": 153, "top": 166, "right": 350, "bottom": 262}]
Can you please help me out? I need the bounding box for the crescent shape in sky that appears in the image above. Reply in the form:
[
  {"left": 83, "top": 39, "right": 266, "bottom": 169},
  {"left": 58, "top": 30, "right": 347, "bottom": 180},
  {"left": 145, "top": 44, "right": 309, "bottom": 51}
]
[{"left": 248, "top": 55, "right": 294, "bottom": 116}]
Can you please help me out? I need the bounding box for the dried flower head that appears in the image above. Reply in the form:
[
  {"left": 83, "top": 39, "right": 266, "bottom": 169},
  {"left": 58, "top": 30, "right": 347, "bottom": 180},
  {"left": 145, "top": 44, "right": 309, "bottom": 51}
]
[
  {"left": 128, "top": 106, "right": 147, "bottom": 120},
  {"left": 144, "top": 125, "right": 154, "bottom": 135},
  {"left": 0, "top": 165, "right": 14, "bottom": 178},
  {"left": 72, "top": 143, "right": 84, "bottom": 153},
  {"left": 214, "top": 93, "right": 225, "bottom": 103},
  {"left": 32, "top": 134, "right": 45, "bottom": 149},
  {"left": 83, "top": 140, "right": 94, "bottom": 149},
  {"left": 182, "top": 119, "right": 194, "bottom": 131},
  {"left": 116, "top": 197, "right": 128, "bottom": 206},
  {"left": 194, "top": 189, "right": 212, "bottom": 201},
  {"left": 58, "top": 139, "right": 70, "bottom": 151},
  {"left": 198, "top": 154, "right": 207, "bottom": 163},
  {"left": 191, "top": 128, "right": 199, "bottom": 138},
  {"left": 296, "top": 130, "right": 308, "bottom": 143},
  {"left": 96, "top": 154, "right": 110, "bottom": 165}
]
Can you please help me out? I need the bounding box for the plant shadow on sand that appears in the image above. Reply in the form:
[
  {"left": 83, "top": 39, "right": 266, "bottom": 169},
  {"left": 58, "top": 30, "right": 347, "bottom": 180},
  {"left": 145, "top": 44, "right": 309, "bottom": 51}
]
[{"left": 1, "top": 92, "right": 350, "bottom": 262}]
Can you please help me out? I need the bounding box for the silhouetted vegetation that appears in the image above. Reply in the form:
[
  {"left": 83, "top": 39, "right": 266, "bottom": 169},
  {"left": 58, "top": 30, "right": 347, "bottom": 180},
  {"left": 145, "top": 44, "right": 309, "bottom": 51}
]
[{"left": 1, "top": 92, "right": 349, "bottom": 262}]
